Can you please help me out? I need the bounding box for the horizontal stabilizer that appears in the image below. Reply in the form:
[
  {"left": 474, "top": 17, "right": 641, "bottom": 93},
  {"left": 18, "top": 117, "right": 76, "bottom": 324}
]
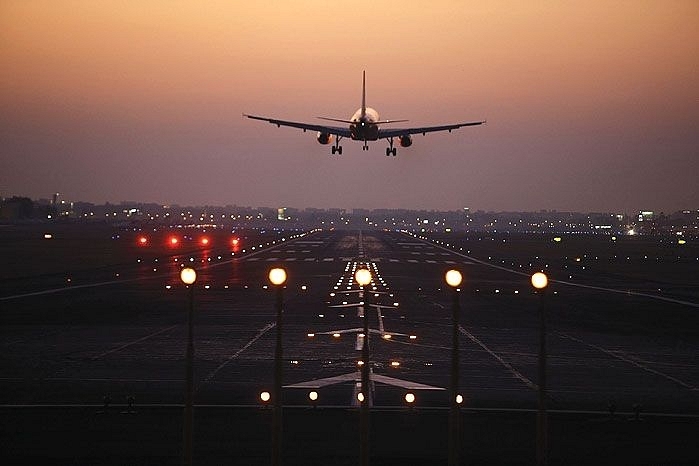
[
  {"left": 317, "top": 117, "right": 409, "bottom": 125},
  {"left": 317, "top": 116, "right": 355, "bottom": 124}
]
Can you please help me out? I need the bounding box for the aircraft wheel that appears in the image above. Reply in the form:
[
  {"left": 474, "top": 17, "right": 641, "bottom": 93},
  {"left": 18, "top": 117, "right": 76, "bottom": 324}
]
[{"left": 338, "top": 146, "right": 343, "bottom": 155}]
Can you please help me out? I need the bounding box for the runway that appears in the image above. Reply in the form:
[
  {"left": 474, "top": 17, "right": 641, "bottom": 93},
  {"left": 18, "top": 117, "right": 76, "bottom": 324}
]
[
  {"left": 1, "top": 228, "right": 697, "bottom": 414},
  {"left": 2, "top": 226, "right": 698, "bottom": 464}
]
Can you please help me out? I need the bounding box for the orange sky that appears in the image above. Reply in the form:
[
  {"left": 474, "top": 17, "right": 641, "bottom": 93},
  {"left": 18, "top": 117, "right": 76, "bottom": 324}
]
[{"left": 1, "top": 1, "right": 698, "bottom": 211}]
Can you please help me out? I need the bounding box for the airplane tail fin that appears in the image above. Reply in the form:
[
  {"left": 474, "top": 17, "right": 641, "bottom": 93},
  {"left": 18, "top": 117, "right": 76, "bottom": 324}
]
[{"left": 361, "top": 70, "right": 366, "bottom": 119}]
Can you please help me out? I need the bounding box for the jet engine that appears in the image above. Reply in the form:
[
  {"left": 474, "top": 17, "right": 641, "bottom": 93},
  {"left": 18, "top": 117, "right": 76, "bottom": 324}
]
[
  {"left": 399, "top": 135, "right": 413, "bottom": 147},
  {"left": 316, "top": 132, "right": 333, "bottom": 145}
]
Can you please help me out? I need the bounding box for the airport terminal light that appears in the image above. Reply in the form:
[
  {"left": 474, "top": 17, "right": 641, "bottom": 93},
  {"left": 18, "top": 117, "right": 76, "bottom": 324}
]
[
  {"left": 269, "top": 267, "right": 287, "bottom": 466},
  {"left": 531, "top": 272, "right": 549, "bottom": 466},
  {"left": 180, "top": 267, "right": 197, "bottom": 466},
  {"left": 445, "top": 269, "right": 463, "bottom": 466}
]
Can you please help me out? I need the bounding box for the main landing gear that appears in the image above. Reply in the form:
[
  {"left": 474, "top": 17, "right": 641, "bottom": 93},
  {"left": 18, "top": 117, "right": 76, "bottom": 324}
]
[
  {"left": 386, "top": 138, "right": 397, "bottom": 157},
  {"left": 331, "top": 137, "right": 343, "bottom": 155}
]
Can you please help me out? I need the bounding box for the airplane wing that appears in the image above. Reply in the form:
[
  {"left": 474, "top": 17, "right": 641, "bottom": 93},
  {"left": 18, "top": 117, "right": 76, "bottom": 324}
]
[
  {"left": 244, "top": 114, "right": 352, "bottom": 139},
  {"left": 378, "top": 120, "right": 485, "bottom": 139}
]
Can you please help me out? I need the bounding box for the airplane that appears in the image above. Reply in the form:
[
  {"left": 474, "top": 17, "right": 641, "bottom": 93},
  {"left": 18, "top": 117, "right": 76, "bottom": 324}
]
[{"left": 244, "top": 71, "right": 485, "bottom": 156}]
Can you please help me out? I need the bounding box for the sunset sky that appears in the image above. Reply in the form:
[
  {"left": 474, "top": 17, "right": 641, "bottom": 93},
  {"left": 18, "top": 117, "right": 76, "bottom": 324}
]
[{"left": 1, "top": 1, "right": 697, "bottom": 213}]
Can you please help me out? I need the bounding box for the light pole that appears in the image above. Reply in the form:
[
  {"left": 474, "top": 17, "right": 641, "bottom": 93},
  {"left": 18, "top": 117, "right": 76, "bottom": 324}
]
[
  {"left": 445, "top": 269, "right": 463, "bottom": 466},
  {"left": 180, "top": 267, "right": 197, "bottom": 466},
  {"left": 355, "top": 266, "right": 372, "bottom": 466},
  {"left": 269, "top": 267, "right": 287, "bottom": 466},
  {"left": 531, "top": 272, "right": 549, "bottom": 466}
]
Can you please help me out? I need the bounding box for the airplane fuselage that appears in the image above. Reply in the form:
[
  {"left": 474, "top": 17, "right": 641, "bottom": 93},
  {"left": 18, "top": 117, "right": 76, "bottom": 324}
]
[{"left": 349, "top": 107, "right": 380, "bottom": 141}]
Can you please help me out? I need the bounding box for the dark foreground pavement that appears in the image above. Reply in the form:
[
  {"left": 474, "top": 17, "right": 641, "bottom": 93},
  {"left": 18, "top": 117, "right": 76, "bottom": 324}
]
[{"left": 2, "top": 405, "right": 697, "bottom": 465}]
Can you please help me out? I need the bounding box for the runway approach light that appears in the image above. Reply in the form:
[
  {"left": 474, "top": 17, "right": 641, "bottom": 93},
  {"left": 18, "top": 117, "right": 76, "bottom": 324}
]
[
  {"left": 531, "top": 272, "right": 548, "bottom": 290},
  {"left": 260, "top": 391, "right": 271, "bottom": 403},
  {"left": 180, "top": 267, "right": 197, "bottom": 285},
  {"left": 445, "top": 269, "right": 463, "bottom": 288},
  {"left": 355, "top": 268, "right": 372, "bottom": 287},
  {"left": 269, "top": 268, "right": 287, "bottom": 286},
  {"left": 405, "top": 393, "right": 415, "bottom": 404}
]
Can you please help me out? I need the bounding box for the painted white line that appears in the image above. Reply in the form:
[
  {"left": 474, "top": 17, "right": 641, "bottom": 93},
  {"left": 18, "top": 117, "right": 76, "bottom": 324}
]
[
  {"left": 459, "top": 326, "right": 538, "bottom": 391},
  {"left": 196, "top": 322, "right": 276, "bottom": 391},
  {"left": 558, "top": 332, "right": 698, "bottom": 391},
  {"left": 91, "top": 325, "right": 178, "bottom": 360},
  {"left": 409, "top": 233, "right": 699, "bottom": 308}
]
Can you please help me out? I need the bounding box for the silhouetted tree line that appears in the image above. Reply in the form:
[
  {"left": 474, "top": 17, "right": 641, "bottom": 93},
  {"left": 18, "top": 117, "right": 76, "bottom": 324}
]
[{"left": 0, "top": 197, "right": 56, "bottom": 221}]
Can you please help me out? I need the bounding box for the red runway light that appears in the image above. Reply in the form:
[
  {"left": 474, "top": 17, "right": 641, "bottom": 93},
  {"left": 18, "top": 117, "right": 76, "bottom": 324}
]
[
  {"left": 137, "top": 236, "right": 148, "bottom": 246},
  {"left": 168, "top": 236, "right": 179, "bottom": 246},
  {"left": 231, "top": 238, "right": 239, "bottom": 246},
  {"left": 200, "top": 237, "right": 210, "bottom": 246}
]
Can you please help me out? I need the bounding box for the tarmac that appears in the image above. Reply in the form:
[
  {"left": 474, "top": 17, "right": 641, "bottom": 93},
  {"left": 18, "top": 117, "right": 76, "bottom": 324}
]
[{"left": 1, "top": 225, "right": 697, "bottom": 464}]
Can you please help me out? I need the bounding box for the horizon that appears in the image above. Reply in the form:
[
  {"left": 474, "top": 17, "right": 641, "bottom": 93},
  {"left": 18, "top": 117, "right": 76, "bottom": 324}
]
[{"left": 5, "top": 193, "right": 697, "bottom": 217}]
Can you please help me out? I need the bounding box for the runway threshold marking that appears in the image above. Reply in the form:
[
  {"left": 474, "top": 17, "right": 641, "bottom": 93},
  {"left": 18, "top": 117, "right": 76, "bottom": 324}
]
[
  {"left": 557, "top": 332, "right": 698, "bottom": 392},
  {"left": 195, "top": 322, "right": 276, "bottom": 392},
  {"left": 458, "top": 326, "right": 538, "bottom": 391},
  {"left": 91, "top": 325, "right": 178, "bottom": 360}
]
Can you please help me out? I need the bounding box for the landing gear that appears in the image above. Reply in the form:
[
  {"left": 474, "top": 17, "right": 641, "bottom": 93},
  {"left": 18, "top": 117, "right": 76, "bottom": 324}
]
[
  {"left": 331, "top": 137, "right": 343, "bottom": 155},
  {"left": 362, "top": 140, "right": 369, "bottom": 151},
  {"left": 386, "top": 138, "right": 397, "bottom": 156}
]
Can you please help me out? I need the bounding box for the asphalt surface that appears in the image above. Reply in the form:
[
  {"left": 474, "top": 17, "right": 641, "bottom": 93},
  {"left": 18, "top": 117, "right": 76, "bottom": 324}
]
[{"left": 1, "top": 225, "right": 697, "bottom": 464}]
